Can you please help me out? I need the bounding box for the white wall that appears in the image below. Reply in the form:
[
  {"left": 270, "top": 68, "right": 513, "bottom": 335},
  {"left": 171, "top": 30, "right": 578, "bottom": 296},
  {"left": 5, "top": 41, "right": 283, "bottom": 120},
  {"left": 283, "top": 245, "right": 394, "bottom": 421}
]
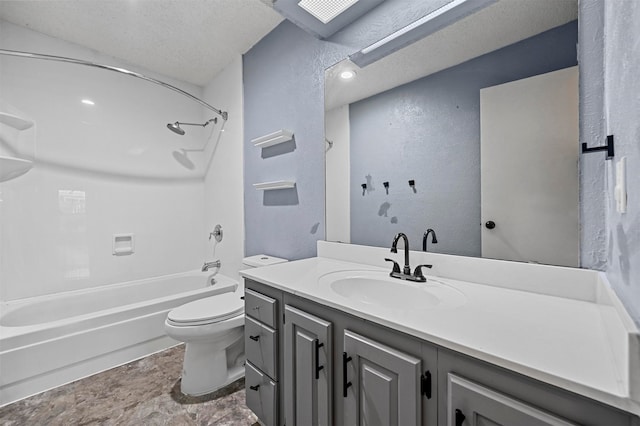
[
  {"left": 325, "top": 105, "right": 350, "bottom": 243},
  {"left": 202, "top": 55, "right": 245, "bottom": 283},
  {"left": 0, "top": 21, "right": 208, "bottom": 300}
]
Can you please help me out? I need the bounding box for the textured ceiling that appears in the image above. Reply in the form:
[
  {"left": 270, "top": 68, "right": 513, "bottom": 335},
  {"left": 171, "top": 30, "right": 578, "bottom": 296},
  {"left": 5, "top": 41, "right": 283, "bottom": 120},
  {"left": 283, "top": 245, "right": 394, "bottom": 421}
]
[{"left": 0, "top": 0, "right": 283, "bottom": 86}]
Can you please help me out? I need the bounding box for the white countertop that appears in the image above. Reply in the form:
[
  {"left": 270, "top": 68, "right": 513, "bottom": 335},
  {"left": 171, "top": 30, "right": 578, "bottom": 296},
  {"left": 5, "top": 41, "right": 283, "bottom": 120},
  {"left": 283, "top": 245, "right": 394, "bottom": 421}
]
[{"left": 241, "top": 247, "right": 640, "bottom": 417}]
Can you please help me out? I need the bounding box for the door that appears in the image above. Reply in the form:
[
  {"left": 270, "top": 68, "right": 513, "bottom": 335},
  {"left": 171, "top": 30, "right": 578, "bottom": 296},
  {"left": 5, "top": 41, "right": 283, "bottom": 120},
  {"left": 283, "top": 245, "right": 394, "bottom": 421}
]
[
  {"left": 480, "top": 66, "right": 579, "bottom": 267},
  {"left": 343, "top": 330, "right": 421, "bottom": 426},
  {"left": 284, "top": 305, "right": 333, "bottom": 426},
  {"left": 448, "top": 374, "right": 576, "bottom": 426}
]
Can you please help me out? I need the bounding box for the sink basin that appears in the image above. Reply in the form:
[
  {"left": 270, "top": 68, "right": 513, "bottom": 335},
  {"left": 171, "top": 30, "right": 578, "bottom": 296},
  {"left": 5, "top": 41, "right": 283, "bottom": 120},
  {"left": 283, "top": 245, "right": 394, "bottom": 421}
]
[{"left": 319, "top": 270, "right": 466, "bottom": 311}]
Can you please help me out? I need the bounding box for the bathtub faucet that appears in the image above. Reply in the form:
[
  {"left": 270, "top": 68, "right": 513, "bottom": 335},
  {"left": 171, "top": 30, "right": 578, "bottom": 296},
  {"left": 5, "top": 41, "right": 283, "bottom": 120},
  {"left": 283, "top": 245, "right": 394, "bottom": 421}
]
[{"left": 202, "top": 260, "right": 221, "bottom": 272}]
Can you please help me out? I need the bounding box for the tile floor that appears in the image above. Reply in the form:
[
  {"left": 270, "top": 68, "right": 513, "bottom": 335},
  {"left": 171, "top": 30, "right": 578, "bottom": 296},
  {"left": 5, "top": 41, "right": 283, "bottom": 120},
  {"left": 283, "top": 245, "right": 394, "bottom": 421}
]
[{"left": 0, "top": 345, "right": 258, "bottom": 425}]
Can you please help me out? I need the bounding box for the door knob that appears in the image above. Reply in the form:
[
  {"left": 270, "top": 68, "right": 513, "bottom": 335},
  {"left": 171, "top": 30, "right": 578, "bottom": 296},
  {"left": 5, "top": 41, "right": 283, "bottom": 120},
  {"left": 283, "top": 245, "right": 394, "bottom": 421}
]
[{"left": 485, "top": 220, "right": 496, "bottom": 229}]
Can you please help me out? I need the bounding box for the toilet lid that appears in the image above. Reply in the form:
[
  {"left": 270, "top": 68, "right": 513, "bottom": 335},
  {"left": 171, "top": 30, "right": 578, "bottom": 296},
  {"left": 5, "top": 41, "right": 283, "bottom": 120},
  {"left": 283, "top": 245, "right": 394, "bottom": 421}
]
[{"left": 168, "top": 293, "right": 244, "bottom": 325}]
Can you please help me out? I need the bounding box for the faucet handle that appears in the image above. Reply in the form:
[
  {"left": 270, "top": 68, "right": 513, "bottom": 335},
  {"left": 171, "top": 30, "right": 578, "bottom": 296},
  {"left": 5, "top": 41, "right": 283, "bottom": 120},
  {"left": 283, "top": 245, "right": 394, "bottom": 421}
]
[
  {"left": 384, "top": 258, "right": 401, "bottom": 274},
  {"left": 413, "top": 264, "right": 433, "bottom": 279}
]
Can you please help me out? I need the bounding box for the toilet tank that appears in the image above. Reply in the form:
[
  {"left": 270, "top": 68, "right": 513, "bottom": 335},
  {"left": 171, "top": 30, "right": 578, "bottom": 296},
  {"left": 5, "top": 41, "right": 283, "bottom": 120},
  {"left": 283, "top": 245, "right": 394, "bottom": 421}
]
[{"left": 242, "top": 254, "right": 288, "bottom": 268}]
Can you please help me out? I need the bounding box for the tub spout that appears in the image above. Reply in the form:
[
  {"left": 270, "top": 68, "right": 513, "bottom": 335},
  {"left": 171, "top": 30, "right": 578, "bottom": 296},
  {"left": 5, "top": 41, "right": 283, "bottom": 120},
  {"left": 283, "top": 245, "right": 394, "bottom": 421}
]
[{"left": 202, "top": 260, "right": 221, "bottom": 272}]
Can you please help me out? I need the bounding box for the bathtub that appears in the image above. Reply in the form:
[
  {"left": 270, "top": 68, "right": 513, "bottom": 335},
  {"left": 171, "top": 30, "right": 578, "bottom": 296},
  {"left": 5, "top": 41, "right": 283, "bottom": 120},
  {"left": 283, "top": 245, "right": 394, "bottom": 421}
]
[{"left": 0, "top": 270, "right": 238, "bottom": 407}]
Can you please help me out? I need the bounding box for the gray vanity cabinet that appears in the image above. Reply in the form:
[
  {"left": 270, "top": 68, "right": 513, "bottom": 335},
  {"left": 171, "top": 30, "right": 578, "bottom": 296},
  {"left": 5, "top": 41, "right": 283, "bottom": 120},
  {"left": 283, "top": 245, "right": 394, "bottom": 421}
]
[
  {"left": 437, "top": 348, "right": 637, "bottom": 426},
  {"left": 280, "top": 291, "right": 438, "bottom": 426},
  {"left": 447, "top": 374, "right": 576, "bottom": 426},
  {"left": 342, "top": 329, "right": 422, "bottom": 425},
  {"left": 244, "top": 284, "right": 285, "bottom": 426},
  {"left": 283, "top": 305, "right": 333, "bottom": 426},
  {"left": 244, "top": 279, "right": 637, "bottom": 426}
]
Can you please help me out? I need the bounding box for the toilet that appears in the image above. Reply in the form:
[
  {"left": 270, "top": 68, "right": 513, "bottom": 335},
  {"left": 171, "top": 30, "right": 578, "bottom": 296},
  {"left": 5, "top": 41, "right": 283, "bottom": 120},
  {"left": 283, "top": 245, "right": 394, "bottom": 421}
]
[{"left": 165, "top": 255, "right": 287, "bottom": 396}]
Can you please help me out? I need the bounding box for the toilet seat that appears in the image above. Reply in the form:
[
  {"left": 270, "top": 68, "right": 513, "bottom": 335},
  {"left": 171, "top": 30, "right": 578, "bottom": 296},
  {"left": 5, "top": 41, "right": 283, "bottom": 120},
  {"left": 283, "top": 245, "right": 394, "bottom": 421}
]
[{"left": 167, "top": 292, "right": 244, "bottom": 326}]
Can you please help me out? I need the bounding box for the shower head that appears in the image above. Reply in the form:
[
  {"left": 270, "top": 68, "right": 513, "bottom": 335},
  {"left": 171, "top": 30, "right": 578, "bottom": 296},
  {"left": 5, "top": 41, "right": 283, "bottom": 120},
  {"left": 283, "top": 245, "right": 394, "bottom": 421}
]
[
  {"left": 166, "top": 117, "right": 218, "bottom": 136},
  {"left": 167, "top": 122, "right": 185, "bottom": 135}
]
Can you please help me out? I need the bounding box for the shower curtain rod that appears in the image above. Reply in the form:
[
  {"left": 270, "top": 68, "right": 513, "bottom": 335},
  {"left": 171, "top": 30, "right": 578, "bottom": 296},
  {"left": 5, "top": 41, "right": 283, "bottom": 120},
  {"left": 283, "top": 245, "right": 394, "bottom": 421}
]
[{"left": 0, "top": 49, "right": 228, "bottom": 121}]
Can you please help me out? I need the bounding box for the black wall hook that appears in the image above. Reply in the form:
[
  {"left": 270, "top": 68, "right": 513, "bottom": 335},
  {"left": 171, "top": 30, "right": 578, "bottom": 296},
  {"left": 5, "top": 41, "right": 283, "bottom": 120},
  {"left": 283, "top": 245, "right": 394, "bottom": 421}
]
[
  {"left": 383, "top": 181, "right": 389, "bottom": 194},
  {"left": 361, "top": 183, "right": 367, "bottom": 195},
  {"left": 582, "top": 135, "right": 614, "bottom": 160},
  {"left": 408, "top": 179, "right": 415, "bottom": 186}
]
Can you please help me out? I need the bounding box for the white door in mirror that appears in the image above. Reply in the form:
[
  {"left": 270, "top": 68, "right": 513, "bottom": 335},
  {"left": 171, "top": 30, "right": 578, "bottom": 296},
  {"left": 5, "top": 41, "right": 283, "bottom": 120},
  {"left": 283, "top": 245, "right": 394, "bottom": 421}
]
[{"left": 480, "top": 67, "right": 579, "bottom": 267}]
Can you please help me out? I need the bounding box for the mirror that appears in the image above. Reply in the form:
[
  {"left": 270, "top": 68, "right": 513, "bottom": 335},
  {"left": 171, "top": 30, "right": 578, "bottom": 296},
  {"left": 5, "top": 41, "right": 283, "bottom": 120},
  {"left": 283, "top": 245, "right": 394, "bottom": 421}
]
[{"left": 325, "top": 0, "right": 580, "bottom": 267}]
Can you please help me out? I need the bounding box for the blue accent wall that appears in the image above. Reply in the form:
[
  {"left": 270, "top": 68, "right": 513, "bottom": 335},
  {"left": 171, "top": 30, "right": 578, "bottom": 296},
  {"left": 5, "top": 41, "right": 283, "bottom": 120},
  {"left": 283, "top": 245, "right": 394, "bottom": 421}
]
[
  {"left": 348, "top": 22, "right": 578, "bottom": 254},
  {"left": 243, "top": 0, "right": 452, "bottom": 260},
  {"left": 244, "top": 0, "right": 639, "bottom": 327},
  {"left": 243, "top": 22, "right": 342, "bottom": 261},
  {"left": 579, "top": 0, "right": 607, "bottom": 270},
  {"left": 602, "top": 0, "right": 640, "bottom": 326}
]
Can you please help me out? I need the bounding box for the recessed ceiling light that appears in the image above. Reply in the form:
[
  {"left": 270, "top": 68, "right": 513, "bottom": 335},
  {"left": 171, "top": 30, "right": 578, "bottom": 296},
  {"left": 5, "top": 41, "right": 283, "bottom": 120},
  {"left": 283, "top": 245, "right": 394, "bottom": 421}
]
[
  {"left": 81, "top": 99, "right": 95, "bottom": 106},
  {"left": 340, "top": 70, "right": 356, "bottom": 80},
  {"left": 298, "top": 0, "right": 360, "bottom": 24}
]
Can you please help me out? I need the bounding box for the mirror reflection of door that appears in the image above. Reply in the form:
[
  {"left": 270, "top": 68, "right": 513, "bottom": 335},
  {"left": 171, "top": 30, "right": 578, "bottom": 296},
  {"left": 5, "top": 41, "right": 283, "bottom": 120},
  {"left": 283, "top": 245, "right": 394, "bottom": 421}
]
[{"left": 480, "top": 66, "right": 579, "bottom": 267}]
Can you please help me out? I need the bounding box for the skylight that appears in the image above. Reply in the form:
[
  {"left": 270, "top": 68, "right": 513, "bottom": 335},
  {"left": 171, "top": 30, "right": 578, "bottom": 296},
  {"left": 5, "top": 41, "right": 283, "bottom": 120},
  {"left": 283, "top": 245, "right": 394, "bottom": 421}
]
[{"left": 298, "top": 0, "right": 359, "bottom": 24}]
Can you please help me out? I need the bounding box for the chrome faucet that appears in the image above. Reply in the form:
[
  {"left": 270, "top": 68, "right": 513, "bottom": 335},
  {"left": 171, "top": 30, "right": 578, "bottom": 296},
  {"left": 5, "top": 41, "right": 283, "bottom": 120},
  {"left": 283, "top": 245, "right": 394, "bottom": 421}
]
[
  {"left": 422, "top": 229, "right": 438, "bottom": 251},
  {"left": 202, "top": 259, "right": 221, "bottom": 272},
  {"left": 385, "top": 233, "right": 432, "bottom": 282}
]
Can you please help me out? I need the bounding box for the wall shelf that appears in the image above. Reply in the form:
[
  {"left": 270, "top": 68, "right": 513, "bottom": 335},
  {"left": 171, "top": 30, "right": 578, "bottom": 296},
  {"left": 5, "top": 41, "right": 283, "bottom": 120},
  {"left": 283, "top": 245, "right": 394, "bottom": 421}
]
[
  {"left": 252, "top": 129, "right": 294, "bottom": 149},
  {"left": 253, "top": 180, "right": 296, "bottom": 191},
  {"left": 0, "top": 112, "right": 34, "bottom": 131},
  {"left": 0, "top": 156, "right": 33, "bottom": 182}
]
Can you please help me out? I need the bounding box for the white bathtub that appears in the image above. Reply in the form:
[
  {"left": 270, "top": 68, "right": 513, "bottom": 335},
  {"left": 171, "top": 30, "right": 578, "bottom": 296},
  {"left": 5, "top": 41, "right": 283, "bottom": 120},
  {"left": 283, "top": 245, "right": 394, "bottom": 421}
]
[{"left": 0, "top": 270, "right": 238, "bottom": 407}]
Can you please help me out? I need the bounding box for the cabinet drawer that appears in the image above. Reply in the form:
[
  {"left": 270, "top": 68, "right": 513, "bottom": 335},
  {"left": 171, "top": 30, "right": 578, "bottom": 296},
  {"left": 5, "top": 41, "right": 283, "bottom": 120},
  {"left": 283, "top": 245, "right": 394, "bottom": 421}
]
[
  {"left": 246, "top": 361, "right": 278, "bottom": 426},
  {"left": 245, "top": 315, "right": 278, "bottom": 379},
  {"left": 245, "top": 288, "right": 277, "bottom": 328}
]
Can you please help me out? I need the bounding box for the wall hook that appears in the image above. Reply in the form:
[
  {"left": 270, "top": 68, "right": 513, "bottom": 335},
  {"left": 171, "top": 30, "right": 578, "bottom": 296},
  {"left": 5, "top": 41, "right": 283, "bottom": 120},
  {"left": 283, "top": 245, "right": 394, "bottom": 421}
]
[
  {"left": 361, "top": 183, "right": 367, "bottom": 196},
  {"left": 383, "top": 181, "right": 389, "bottom": 195},
  {"left": 582, "top": 135, "right": 614, "bottom": 160},
  {"left": 408, "top": 179, "right": 415, "bottom": 186}
]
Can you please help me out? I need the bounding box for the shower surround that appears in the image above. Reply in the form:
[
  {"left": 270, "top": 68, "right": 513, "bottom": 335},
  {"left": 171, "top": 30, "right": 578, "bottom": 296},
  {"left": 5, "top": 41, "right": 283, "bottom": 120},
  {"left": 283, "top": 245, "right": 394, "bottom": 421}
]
[{"left": 0, "top": 21, "right": 245, "bottom": 405}]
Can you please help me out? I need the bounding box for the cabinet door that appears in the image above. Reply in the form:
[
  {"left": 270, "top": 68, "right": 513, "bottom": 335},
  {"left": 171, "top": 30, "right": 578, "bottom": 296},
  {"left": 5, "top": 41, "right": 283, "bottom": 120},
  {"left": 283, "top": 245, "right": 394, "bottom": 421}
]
[
  {"left": 343, "top": 330, "right": 421, "bottom": 426},
  {"left": 448, "top": 374, "right": 577, "bottom": 426},
  {"left": 284, "top": 305, "right": 333, "bottom": 426}
]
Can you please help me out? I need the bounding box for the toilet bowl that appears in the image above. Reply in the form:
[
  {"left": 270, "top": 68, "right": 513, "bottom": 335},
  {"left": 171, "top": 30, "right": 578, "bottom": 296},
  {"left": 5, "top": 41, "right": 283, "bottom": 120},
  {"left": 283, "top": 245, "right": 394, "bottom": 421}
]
[
  {"left": 165, "top": 291, "right": 245, "bottom": 396},
  {"left": 165, "top": 255, "right": 288, "bottom": 396}
]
